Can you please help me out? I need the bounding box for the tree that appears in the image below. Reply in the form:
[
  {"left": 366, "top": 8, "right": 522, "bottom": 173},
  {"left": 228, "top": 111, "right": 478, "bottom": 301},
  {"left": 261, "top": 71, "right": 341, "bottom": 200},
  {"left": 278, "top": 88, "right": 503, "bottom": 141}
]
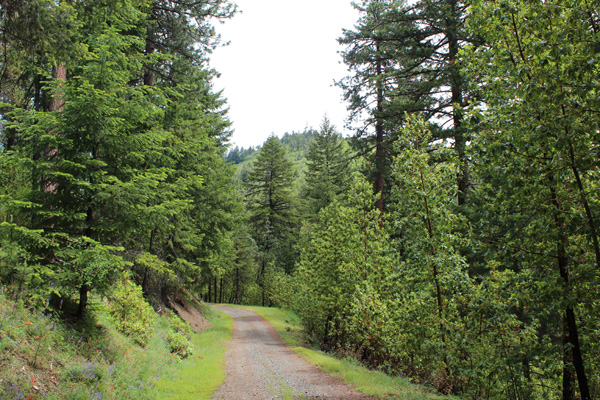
[
  {"left": 302, "top": 117, "right": 352, "bottom": 219},
  {"left": 0, "top": 0, "right": 239, "bottom": 319},
  {"left": 338, "top": 0, "right": 473, "bottom": 207},
  {"left": 244, "top": 136, "right": 296, "bottom": 304},
  {"left": 463, "top": 1, "right": 600, "bottom": 398},
  {"left": 338, "top": 0, "right": 401, "bottom": 211}
]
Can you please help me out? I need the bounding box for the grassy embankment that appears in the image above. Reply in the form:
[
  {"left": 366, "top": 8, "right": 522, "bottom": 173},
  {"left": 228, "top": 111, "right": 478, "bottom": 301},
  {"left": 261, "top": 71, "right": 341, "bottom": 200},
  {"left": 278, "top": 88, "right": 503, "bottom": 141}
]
[
  {"left": 235, "top": 305, "right": 458, "bottom": 400},
  {"left": 0, "top": 285, "right": 232, "bottom": 400},
  {"left": 152, "top": 307, "right": 232, "bottom": 399}
]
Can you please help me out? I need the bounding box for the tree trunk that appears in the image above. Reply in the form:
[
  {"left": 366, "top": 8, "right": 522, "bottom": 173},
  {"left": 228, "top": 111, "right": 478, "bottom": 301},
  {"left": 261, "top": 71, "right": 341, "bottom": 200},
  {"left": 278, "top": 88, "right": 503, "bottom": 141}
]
[
  {"left": 219, "top": 278, "right": 224, "bottom": 303},
  {"left": 76, "top": 284, "right": 89, "bottom": 320},
  {"left": 562, "top": 313, "right": 575, "bottom": 400},
  {"left": 48, "top": 64, "right": 66, "bottom": 112},
  {"left": 235, "top": 267, "right": 241, "bottom": 304},
  {"left": 208, "top": 279, "right": 212, "bottom": 304},
  {"left": 445, "top": 0, "right": 468, "bottom": 206},
  {"left": 374, "top": 41, "right": 385, "bottom": 214},
  {"left": 213, "top": 277, "right": 218, "bottom": 304},
  {"left": 142, "top": 228, "right": 157, "bottom": 295},
  {"left": 549, "top": 182, "right": 591, "bottom": 400},
  {"left": 144, "top": 22, "right": 155, "bottom": 86}
]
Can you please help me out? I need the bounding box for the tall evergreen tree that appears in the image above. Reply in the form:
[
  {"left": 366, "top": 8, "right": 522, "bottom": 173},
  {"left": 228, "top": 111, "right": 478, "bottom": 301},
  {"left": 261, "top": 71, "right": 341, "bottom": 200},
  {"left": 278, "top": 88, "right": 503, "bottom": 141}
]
[
  {"left": 244, "top": 136, "right": 296, "bottom": 304},
  {"left": 338, "top": 0, "right": 473, "bottom": 207},
  {"left": 302, "top": 117, "right": 352, "bottom": 219}
]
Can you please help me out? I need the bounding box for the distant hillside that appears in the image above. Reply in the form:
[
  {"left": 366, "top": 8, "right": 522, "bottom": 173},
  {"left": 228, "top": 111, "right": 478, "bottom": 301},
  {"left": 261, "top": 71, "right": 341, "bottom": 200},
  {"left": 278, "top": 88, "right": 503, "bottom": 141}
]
[{"left": 227, "top": 129, "right": 318, "bottom": 188}]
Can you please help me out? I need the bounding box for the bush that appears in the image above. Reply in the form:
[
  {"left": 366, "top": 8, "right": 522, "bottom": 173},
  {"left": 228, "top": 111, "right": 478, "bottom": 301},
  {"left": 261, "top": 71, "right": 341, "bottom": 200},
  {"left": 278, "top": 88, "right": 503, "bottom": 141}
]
[
  {"left": 169, "top": 313, "right": 192, "bottom": 339},
  {"left": 167, "top": 331, "right": 194, "bottom": 359},
  {"left": 107, "top": 279, "right": 155, "bottom": 346}
]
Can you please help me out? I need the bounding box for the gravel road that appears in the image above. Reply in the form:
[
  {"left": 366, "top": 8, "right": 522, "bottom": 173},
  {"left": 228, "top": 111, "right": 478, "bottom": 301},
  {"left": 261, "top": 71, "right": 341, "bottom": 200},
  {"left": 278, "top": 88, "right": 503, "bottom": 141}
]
[{"left": 211, "top": 305, "right": 373, "bottom": 400}]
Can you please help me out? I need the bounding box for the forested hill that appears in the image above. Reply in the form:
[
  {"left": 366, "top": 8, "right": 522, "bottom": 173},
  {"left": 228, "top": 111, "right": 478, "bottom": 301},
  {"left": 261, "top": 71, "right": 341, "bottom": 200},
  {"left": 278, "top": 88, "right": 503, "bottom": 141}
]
[
  {"left": 226, "top": 129, "right": 320, "bottom": 185},
  {"left": 226, "top": 129, "right": 318, "bottom": 165}
]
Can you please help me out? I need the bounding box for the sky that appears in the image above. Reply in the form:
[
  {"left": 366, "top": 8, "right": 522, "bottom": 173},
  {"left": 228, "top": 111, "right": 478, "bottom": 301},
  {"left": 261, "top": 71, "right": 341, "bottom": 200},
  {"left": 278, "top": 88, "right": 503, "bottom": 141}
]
[{"left": 209, "top": 0, "right": 360, "bottom": 149}]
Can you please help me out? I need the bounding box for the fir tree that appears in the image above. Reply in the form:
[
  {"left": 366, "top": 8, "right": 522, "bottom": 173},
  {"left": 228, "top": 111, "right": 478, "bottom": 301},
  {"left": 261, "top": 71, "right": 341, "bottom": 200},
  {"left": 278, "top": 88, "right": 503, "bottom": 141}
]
[
  {"left": 303, "top": 117, "right": 352, "bottom": 219},
  {"left": 244, "top": 136, "right": 296, "bottom": 304}
]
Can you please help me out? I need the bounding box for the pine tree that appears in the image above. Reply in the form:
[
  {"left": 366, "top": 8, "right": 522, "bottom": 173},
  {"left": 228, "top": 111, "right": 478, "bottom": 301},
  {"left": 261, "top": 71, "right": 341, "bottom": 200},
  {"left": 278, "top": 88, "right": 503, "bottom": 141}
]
[
  {"left": 303, "top": 117, "right": 352, "bottom": 219},
  {"left": 338, "top": 0, "right": 473, "bottom": 207},
  {"left": 244, "top": 136, "right": 296, "bottom": 304}
]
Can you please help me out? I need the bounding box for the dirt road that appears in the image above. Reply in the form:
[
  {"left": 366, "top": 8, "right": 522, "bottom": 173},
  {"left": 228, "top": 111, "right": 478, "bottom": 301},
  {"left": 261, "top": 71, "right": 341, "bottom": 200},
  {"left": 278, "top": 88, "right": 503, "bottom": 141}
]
[{"left": 211, "top": 305, "right": 373, "bottom": 400}]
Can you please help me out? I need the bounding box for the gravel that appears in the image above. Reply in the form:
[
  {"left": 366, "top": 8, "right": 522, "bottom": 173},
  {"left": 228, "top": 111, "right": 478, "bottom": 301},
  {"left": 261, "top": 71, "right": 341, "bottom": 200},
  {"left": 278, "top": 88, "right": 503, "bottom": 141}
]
[{"left": 212, "top": 305, "right": 374, "bottom": 400}]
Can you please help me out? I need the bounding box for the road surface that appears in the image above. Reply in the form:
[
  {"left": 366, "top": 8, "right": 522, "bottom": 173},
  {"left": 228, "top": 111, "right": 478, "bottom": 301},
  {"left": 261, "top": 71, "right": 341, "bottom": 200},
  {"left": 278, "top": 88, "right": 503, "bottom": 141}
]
[{"left": 212, "top": 305, "right": 373, "bottom": 400}]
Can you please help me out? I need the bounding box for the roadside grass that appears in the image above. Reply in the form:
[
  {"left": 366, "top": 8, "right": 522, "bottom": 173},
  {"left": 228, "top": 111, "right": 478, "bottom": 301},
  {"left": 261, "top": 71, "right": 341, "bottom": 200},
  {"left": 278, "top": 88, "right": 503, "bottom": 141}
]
[
  {"left": 234, "top": 304, "right": 457, "bottom": 400},
  {"left": 152, "top": 307, "right": 233, "bottom": 399},
  {"left": 0, "top": 286, "right": 180, "bottom": 400},
  {"left": 0, "top": 285, "right": 232, "bottom": 400}
]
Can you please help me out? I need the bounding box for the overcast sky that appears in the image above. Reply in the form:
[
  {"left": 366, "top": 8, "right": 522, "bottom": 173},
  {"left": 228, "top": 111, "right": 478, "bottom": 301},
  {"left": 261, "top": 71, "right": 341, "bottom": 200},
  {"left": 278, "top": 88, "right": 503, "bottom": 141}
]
[{"left": 209, "top": 0, "right": 360, "bottom": 148}]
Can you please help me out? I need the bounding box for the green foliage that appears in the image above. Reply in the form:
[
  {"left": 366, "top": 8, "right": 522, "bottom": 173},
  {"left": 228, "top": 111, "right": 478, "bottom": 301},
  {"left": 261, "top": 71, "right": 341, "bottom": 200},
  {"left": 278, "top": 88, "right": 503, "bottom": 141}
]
[
  {"left": 0, "top": 287, "right": 182, "bottom": 400},
  {"left": 153, "top": 307, "right": 234, "bottom": 399},
  {"left": 169, "top": 313, "right": 193, "bottom": 340},
  {"left": 166, "top": 330, "right": 194, "bottom": 359},
  {"left": 244, "top": 135, "right": 299, "bottom": 302},
  {"left": 459, "top": 1, "right": 600, "bottom": 398},
  {"left": 164, "top": 312, "right": 194, "bottom": 359},
  {"left": 302, "top": 117, "right": 353, "bottom": 219},
  {"left": 107, "top": 279, "right": 155, "bottom": 347},
  {"left": 294, "top": 175, "right": 397, "bottom": 352}
]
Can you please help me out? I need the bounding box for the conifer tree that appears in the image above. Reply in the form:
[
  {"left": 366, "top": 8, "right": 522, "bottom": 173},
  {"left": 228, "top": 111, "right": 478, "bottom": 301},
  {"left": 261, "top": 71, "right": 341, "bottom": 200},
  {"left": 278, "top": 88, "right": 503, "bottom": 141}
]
[
  {"left": 244, "top": 136, "right": 296, "bottom": 304},
  {"left": 338, "top": 0, "right": 473, "bottom": 206},
  {"left": 303, "top": 117, "right": 352, "bottom": 219}
]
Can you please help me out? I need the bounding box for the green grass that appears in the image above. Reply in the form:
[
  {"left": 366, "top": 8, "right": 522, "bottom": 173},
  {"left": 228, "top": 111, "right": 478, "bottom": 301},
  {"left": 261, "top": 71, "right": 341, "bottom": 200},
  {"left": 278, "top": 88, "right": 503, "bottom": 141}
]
[
  {"left": 233, "top": 304, "right": 458, "bottom": 400},
  {"left": 152, "top": 307, "right": 233, "bottom": 399},
  {"left": 0, "top": 287, "right": 181, "bottom": 400},
  {"left": 0, "top": 286, "right": 234, "bottom": 400}
]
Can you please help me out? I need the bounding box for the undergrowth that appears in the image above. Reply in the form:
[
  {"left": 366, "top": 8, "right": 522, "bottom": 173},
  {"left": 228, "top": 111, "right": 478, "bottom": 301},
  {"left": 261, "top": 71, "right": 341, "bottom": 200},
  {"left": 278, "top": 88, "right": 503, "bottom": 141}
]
[{"left": 0, "top": 284, "right": 207, "bottom": 399}]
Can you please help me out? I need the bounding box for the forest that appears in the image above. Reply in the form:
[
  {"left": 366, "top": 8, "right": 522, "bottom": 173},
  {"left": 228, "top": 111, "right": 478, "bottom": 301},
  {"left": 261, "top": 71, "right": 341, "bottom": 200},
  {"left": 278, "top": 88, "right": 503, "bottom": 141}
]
[{"left": 1, "top": 0, "right": 600, "bottom": 399}]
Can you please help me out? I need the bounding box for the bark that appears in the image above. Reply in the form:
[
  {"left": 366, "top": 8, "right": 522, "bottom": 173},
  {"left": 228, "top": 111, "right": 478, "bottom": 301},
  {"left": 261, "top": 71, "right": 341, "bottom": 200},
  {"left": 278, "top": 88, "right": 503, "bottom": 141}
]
[
  {"left": 42, "top": 64, "right": 66, "bottom": 194},
  {"left": 144, "top": 22, "right": 155, "bottom": 86},
  {"left": 374, "top": 41, "right": 385, "bottom": 214},
  {"left": 48, "top": 64, "right": 66, "bottom": 112},
  {"left": 76, "top": 284, "right": 89, "bottom": 320},
  {"left": 142, "top": 228, "right": 157, "bottom": 295},
  {"left": 549, "top": 182, "right": 591, "bottom": 400},
  {"left": 235, "top": 267, "right": 241, "bottom": 304},
  {"left": 562, "top": 312, "right": 575, "bottom": 400},
  {"left": 219, "top": 278, "right": 224, "bottom": 303},
  {"left": 445, "top": 0, "right": 468, "bottom": 205}
]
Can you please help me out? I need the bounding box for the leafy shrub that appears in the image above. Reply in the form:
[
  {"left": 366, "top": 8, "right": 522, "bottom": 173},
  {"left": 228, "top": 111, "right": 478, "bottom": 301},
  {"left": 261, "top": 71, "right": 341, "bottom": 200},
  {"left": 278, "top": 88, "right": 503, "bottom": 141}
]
[
  {"left": 169, "top": 313, "right": 192, "bottom": 339},
  {"left": 167, "top": 330, "right": 194, "bottom": 359},
  {"left": 107, "top": 279, "right": 155, "bottom": 346}
]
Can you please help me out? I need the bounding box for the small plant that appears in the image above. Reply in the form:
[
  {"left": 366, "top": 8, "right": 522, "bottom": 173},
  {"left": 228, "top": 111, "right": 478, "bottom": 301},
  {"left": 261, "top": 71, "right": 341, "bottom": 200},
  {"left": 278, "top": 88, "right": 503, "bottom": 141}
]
[
  {"left": 107, "top": 278, "right": 155, "bottom": 346},
  {"left": 64, "top": 361, "right": 103, "bottom": 382},
  {"left": 165, "top": 313, "right": 194, "bottom": 358},
  {"left": 166, "top": 330, "right": 194, "bottom": 359},
  {"left": 169, "top": 313, "right": 193, "bottom": 339}
]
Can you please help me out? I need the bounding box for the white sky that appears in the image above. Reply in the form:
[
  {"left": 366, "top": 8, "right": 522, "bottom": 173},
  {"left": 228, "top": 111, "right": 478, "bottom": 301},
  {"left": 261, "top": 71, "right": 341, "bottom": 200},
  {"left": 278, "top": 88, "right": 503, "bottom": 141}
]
[{"left": 210, "top": 0, "right": 360, "bottom": 149}]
